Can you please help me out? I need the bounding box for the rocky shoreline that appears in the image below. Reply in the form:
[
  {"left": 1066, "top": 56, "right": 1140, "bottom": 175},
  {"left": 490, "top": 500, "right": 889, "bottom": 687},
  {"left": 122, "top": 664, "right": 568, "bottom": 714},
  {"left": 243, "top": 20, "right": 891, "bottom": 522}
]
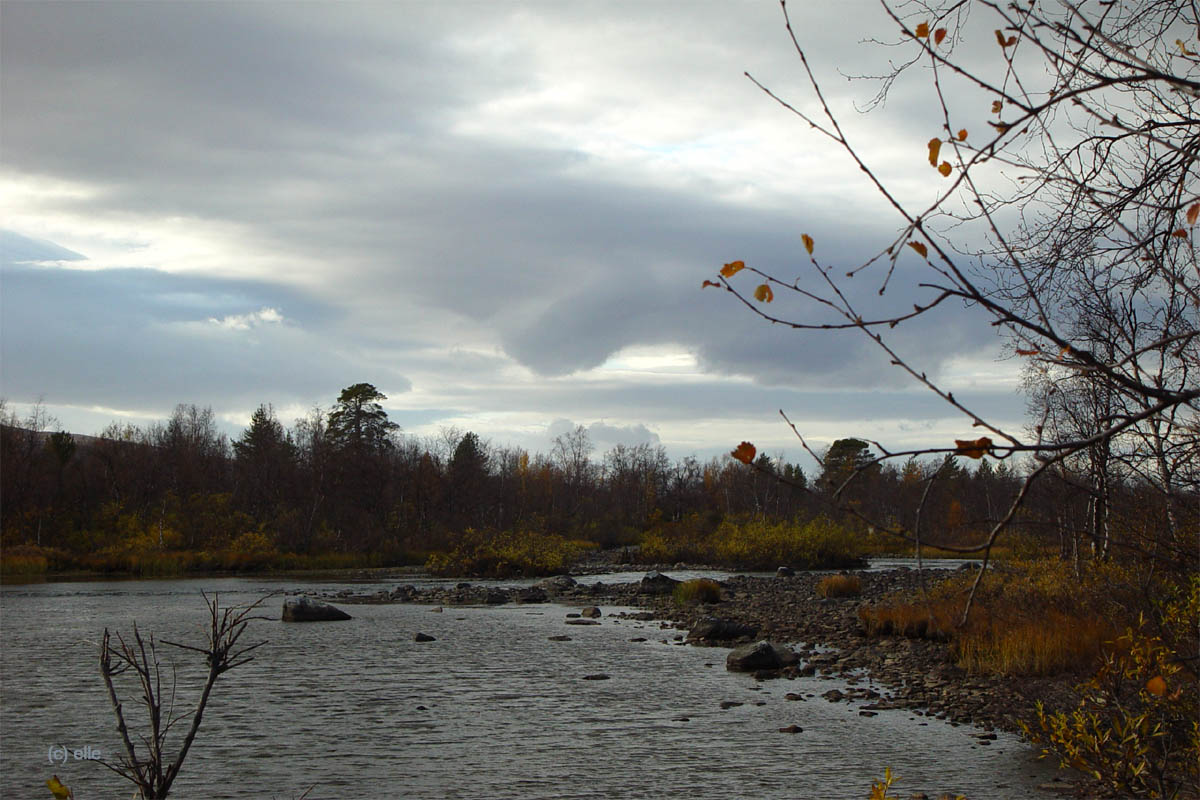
[{"left": 320, "top": 566, "right": 1081, "bottom": 743}]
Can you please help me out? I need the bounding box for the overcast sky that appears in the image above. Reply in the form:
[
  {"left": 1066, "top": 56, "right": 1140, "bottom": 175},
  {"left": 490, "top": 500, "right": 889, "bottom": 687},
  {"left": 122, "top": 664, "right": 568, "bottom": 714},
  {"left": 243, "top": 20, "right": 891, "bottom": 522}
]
[{"left": 0, "top": 1, "right": 1027, "bottom": 467}]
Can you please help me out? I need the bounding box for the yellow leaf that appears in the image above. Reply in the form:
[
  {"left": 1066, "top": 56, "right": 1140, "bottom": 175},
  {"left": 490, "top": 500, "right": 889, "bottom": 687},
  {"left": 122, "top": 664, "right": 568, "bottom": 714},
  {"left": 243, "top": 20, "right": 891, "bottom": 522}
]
[
  {"left": 802, "top": 233, "right": 814, "bottom": 255},
  {"left": 915, "top": 22, "right": 929, "bottom": 38},
  {"left": 1171, "top": 228, "right": 1188, "bottom": 238},
  {"left": 938, "top": 161, "right": 952, "bottom": 177},
  {"left": 1146, "top": 675, "right": 1167, "bottom": 696},
  {"left": 1177, "top": 39, "right": 1196, "bottom": 56},
  {"left": 957, "top": 128, "right": 968, "bottom": 141},
  {"left": 991, "top": 100, "right": 1003, "bottom": 114},
  {"left": 927, "top": 137, "right": 942, "bottom": 167},
  {"left": 731, "top": 442, "right": 756, "bottom": 464},
  {"left": 934, "top": 28, "right": 947, "bottom": 45},
  {"left": 907, "top": 241, "right": 928, "bottom": 258},
  {"left": 720, "top": 260, "right": 745, "bottom": 277},
  {"left": 47, "top": 777, "right": 72, "bottom": 800},
  {"left": 954, "top": 437, "right": 993, "bottom": 459},
  {"left": 1187, "top": 202, "right": 1200, "bottom": 225},
  {"left": 754, "top": 283, "right": 774, "bottom": 303},
  {"left": 989, "top": 120, "right": 1011, "bottom": 134}
]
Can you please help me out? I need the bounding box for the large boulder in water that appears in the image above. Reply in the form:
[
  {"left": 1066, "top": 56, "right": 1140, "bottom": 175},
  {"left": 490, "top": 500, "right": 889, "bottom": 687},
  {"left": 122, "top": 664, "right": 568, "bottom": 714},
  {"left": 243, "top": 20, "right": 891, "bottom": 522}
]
[
  {"left": 687, "top": 616, "right": 758, "bottom": 643},
  {"left": 282, "top": 596, "right": 353, "bottom": 622},
  {"left": 638, "top": 571, "right": 681, "bottom": 595},
  {"left": 726, "top": 641, "right": 797, "bottom": 672}
]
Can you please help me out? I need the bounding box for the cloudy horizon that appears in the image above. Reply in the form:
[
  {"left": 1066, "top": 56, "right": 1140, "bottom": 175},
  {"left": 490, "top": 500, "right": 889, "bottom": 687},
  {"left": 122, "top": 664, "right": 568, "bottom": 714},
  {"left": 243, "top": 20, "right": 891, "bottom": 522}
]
[{"left": 1, "top": 1, "right": 1026, "bottom": 468}]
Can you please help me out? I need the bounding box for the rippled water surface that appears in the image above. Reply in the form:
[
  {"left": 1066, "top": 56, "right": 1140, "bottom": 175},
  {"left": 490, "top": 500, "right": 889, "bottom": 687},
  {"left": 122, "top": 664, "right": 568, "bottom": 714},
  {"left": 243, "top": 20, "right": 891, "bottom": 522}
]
[{"left": 2, "top": 575, "right": 1057, "bottom": 799}]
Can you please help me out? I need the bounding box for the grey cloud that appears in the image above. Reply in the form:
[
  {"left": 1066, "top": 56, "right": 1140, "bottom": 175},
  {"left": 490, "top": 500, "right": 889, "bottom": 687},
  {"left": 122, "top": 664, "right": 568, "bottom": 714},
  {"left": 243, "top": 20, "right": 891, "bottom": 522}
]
[
  {"left": 0, "top": 1, "right": 1026, "bottom": 454},
  {"left": 0, "top": 261, "right": 410, "bottom": 413}
]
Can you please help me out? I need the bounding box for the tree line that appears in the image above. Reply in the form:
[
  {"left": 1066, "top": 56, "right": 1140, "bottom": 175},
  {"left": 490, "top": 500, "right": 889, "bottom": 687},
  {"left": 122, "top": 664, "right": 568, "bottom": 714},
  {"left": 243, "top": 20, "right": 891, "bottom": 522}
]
[{"left": 1, "top": 381, "right": 1192, "bottom": 574}]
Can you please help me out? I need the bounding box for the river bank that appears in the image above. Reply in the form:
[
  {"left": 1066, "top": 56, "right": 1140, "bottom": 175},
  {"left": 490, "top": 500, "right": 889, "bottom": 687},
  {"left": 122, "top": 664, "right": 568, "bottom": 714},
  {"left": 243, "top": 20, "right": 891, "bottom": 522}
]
[{"left": 323, "top": 566, "right": 1083, "bottom": 782}]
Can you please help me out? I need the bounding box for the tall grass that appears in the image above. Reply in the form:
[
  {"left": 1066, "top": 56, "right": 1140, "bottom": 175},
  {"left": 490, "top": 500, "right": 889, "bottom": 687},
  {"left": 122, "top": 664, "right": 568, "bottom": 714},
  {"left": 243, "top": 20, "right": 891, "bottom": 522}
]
[
  {"left": 640, "top": 514, "right": 865, "bottom": 570},
  {"left": 816, "top": 574, "right": 862, "bottom": 598},
  {"left": 425, "top": 528, "right": 594, "bottom": 578},
  {"left": 859, "top": 559, "right": 1138, "bottom": 676},
  {"left": 673, "top": 578, "right": 723, "bottom": 606}
]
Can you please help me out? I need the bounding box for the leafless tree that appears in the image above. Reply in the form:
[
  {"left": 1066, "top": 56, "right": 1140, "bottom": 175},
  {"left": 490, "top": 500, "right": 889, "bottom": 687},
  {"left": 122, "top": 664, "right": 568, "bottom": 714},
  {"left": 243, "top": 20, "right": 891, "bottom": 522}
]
[
  {"left": 98, "top": 593, "right": 272, "bottom": 799},
  {"left": 712, "top": 0, "right": 1199, "bottom": 618}
]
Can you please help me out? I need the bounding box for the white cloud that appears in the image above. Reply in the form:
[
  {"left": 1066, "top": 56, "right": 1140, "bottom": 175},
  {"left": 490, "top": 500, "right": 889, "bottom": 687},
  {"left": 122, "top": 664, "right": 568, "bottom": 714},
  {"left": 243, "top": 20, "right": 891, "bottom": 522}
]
[{"left": 208, "top": 307, "right": 284, "bottom": 331}]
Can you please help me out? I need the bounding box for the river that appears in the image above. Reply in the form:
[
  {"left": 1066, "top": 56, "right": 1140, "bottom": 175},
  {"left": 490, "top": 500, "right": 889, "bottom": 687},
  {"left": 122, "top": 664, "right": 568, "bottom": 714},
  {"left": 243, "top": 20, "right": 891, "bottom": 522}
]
[{"left": 0, "top": 573, "right": 1059, "bottom": 799}]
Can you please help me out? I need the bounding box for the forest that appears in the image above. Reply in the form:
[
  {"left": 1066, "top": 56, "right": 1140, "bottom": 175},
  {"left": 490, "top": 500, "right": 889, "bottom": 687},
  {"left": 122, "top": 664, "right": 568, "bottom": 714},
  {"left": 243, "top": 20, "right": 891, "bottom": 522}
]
[{"left": 0, "top": 380, "right": 1192, "bottom": 580}]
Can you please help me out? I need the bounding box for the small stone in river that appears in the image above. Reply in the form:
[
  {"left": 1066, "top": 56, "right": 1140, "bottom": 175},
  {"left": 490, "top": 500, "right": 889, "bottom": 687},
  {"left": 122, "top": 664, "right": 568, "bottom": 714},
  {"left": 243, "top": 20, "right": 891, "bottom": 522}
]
[
  {"left": 565, "top": 619, "right": 600, "bottom": 626},
  {"left": 719, "top": 701, "right": 743, "bottom": 710},
  {"left": 416, "top": 705, "right": 427, "bottom": 711},
  {"left": 673, "top": 716, "right": 690, "bottom": 722},
  {"left": 430, "top": 606, "right": 443, "bottom": 613},
  {"left": 778, "top": 724, "right": 803, "bottom": 733},
  {"left": 629, "top": 637, "right": 647, "bottom": 642},
  {"left": 548, "top": 635, "right": 572, "bottom": 641},
  {"left": 785, "top": 693, "right": 805, "bottom": 701},
  {"left": 581, "top": 606, "right": 602, "bottom": 618},
  {"left": 414, "top": 632, "right": 436, "bottom": 642},
  {"left": 582, "top": 674, "right": 610, "bottom": 681},
  {"left": 858, "top": 710, "right": 878, "bottom": 717}
]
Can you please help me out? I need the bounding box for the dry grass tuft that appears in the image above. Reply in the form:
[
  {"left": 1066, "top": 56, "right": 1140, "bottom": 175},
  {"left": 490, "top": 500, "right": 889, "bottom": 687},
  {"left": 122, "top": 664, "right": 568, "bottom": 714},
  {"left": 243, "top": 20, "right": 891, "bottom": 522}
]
[
  {"left": 816, "top": 573, "right": 862, "bottom": 598},
  {"left": 673, "top": 578, "right": 723, "bottom": 606}
]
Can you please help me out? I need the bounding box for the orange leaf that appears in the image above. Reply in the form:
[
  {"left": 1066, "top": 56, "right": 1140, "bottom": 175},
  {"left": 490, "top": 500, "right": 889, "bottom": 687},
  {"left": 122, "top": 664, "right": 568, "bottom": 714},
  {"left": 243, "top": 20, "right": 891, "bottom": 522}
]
[
  {"left": 731, "top": 442, "right": 756, "bottom": 464},
  {"left": 991, "top": 100, "right": 1003, "bottom": 114},
  {"left": 754, "top": 283, "right": 774, "bottom": 303},
  {"left": 1171, "top": 228, "right": 1188, "bottom": 238},
  {"left": 957, "top": 128, "right": 968, "bottom": 141},
  {"left": 938, "top": 161, "right": 952, "bottom": 177},
  {"left": 928, "top": 137, "right": 942, "bottom": 167},
  {"left": 954, "top": 437, "right": 993, "bottom": 459},
  {"left": 802, "top": 233, "right": 814, "bottom": 255},
  {"left": 1146, "top": 675, "right": 1167, "bottom": 696},
  {"left": 720, "top": 260, "right": 745, "bottom": 277},
  {"left": 702, "top": 280, "right": 721, "bottom": 289},
  {"left": 907, "top": 241, "right": 928, "bottom": 258},
  {"left": 1187, "top": 203, "right": 1200, "bottom": 225},
  {"left": 934, "top": 28, "right": 947, "bottom": 45},
  {"left": 915, "top": 22, "right": 930, "bottom": 38},
  {"left": 994, "top": 29, "right": 1007, "bottom": 47},
  {"left": 1016, "top": 348, "right": 1040, "bottom": 356}
]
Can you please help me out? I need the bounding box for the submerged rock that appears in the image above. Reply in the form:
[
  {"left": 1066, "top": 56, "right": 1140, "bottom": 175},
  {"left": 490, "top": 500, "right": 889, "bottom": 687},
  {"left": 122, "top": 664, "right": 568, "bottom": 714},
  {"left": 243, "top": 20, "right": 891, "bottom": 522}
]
[{"left": 282, "top": 596, "right": 353, "bottom": 622}]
